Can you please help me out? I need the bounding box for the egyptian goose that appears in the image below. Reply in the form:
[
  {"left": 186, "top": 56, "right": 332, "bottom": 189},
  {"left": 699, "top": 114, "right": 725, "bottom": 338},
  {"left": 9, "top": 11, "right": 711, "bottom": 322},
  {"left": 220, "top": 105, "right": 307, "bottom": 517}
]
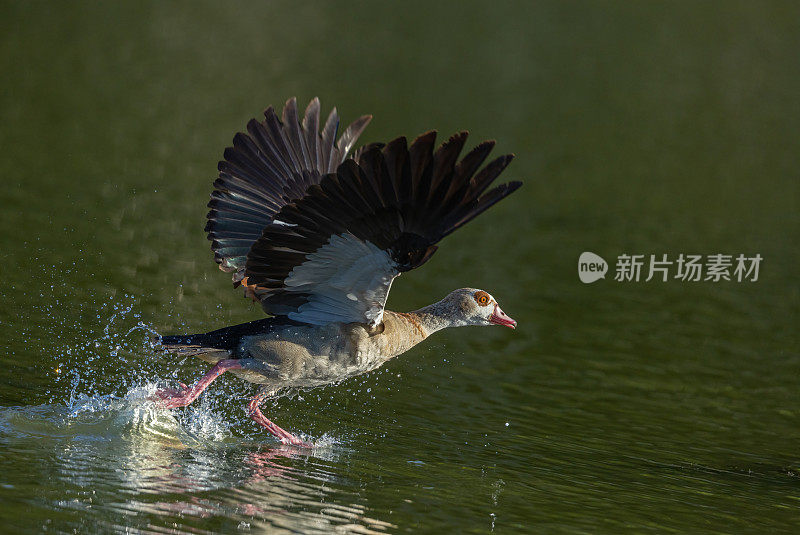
[{"left": 156, "top": 97, "right": 521, "bottom": 446}]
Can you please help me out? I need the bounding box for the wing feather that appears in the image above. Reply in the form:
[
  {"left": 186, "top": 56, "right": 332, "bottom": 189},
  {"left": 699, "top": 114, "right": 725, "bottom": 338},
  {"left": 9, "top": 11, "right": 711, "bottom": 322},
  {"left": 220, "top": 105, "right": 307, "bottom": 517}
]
[
  {"left": 206, "top": 98, "right": 372, "bottom": 276},
  {"left": 303, "top": 98, "right": 321, "bottom": 170},
  {"left": 244, "top": 132, "right": 520, "bottom": 326}
]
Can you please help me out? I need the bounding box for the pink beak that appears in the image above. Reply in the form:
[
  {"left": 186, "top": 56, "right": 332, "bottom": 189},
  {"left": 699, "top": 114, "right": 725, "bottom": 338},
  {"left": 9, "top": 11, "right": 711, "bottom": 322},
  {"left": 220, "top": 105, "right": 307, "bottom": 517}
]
[{"left": 489, "top": 304, "right": 517, "bottom": 329}]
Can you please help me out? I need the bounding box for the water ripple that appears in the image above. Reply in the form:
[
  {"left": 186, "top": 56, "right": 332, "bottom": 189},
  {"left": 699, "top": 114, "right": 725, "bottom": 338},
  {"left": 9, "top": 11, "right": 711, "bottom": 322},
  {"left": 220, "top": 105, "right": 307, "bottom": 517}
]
[{"left": 0, "top": 389, "right": 392, "bottom": 533}]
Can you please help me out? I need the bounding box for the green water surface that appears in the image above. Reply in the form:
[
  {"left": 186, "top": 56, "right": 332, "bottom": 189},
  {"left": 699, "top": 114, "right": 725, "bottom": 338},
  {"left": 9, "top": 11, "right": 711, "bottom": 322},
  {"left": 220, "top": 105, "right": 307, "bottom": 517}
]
[{"left": 1, "top": 2, "right": 799, "bottom": 533}]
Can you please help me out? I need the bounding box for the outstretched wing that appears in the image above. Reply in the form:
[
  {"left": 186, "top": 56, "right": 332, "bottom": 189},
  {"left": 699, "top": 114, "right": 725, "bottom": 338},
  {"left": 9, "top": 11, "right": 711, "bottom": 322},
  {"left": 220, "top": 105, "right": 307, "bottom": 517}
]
[
  {"left": 243, "top": 131, "right": 522, "bottom": 327},
  {"left": 205, "top": 97, "right": 371, "bottom": 284}
]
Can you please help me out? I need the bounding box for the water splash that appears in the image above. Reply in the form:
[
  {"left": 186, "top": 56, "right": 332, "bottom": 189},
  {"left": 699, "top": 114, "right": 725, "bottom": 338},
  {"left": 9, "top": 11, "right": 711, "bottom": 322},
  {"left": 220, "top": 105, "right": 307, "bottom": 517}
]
[
  {"left": 13, "top": 290, "right": 357, "bottom": 450},
  {"left": 1, "top": 383, "right": 231, "bottom": 446},
  {"left": 32, "top": 292, "right": 171, "bottom": 404}
]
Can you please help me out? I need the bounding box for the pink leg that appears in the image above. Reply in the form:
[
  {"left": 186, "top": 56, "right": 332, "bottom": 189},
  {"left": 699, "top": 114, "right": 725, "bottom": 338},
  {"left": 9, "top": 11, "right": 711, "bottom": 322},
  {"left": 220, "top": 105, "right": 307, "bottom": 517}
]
[
  {"left": 154, "top": 359, "right": 243, "bottom": 409},
  {"left": 248, "top": 390, "right": 312, "bottom": 447}
]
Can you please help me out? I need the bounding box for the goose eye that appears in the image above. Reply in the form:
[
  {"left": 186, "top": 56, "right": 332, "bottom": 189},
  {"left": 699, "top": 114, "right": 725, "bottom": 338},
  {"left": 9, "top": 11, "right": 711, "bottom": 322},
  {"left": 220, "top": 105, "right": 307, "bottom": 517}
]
[{"left": 474, "top": 291, "right": 490, "bottom": 306}]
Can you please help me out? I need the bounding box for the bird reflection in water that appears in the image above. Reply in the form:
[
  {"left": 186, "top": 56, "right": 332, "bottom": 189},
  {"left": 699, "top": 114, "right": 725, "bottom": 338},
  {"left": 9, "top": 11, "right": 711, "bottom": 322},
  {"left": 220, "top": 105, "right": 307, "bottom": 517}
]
[
  {"left": 1, "top": 393, "right": 393, "bottom": 533},
  {"left": 114, "top": 441, "right": 394, "bottom": 533}
]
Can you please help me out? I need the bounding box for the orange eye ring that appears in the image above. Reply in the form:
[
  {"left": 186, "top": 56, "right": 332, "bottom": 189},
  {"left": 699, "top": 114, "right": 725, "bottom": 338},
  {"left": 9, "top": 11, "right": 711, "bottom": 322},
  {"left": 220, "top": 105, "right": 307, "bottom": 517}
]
[{"left": 474, "top": 291, "right": 490, "bottom": 306}]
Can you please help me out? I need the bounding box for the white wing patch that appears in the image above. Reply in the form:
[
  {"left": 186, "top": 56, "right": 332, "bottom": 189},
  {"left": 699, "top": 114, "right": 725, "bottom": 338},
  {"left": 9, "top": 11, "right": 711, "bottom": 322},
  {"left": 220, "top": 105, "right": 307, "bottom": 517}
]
[{"left": 283, "top": 232, "right": 399, "bottom": 327}]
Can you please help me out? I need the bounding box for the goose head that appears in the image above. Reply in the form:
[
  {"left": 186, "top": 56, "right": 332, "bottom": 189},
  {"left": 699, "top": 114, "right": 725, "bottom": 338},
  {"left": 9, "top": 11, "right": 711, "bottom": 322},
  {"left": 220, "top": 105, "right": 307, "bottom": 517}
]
[{"left": 435, "top": 288, "right": 517, "bottom": 329}]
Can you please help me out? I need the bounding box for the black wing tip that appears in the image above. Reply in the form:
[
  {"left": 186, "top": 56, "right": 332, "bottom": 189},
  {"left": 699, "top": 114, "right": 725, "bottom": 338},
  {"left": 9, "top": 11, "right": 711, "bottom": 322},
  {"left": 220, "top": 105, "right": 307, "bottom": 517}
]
[
  {"left": 262, "top": 105, "right": 277, "bottom": 120},
  {"left": 477, "top": 153, "right": 515, "bottom": 178},
  {"left": 385, "top": 135, "right": 408, "bottom": 148},
  {"left": 471, "top": 139, "right": 497, "bottom": 153},
  {"left": 497, "top": 153, "right": 515, "bottom": 165},
  {"left": 412, "top": 130, "right": 438, "bottom": 145},
  {"left": 481, "top": 179, "right": 523, "bottom": 204},
  {"left": 448, "top": 131, "right": 469, "bottom": 142},
  {"left": 483, "top": 180, "right": 522, "bottom": 201}
]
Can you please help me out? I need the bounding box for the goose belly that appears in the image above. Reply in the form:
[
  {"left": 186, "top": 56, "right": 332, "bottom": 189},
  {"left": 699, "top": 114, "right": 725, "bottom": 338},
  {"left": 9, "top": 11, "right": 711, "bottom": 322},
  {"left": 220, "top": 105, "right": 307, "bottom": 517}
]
[{"left": 238, "top": 322, "right": 389, "bottom": 388}]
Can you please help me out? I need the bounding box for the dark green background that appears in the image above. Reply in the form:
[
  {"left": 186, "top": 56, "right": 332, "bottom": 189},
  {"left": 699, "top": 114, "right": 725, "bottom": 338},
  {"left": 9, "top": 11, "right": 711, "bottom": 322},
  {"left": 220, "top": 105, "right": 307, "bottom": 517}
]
[{"left": 1, "top": 2, "right": 798, "bottom": 533}]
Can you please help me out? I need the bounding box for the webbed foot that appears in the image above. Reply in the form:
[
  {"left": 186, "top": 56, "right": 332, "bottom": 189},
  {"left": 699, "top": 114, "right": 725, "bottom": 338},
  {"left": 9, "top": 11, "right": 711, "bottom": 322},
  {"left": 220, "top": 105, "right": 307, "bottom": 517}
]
[{"left": 248, "top": 389, "right": 313, "bottom": 448}]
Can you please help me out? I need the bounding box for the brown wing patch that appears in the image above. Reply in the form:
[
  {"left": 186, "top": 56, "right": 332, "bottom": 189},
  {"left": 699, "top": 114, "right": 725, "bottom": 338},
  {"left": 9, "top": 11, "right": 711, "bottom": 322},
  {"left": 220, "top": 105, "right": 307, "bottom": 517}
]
[{"left": 238, "top": 276, "right": 261, "bottom": 303}]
